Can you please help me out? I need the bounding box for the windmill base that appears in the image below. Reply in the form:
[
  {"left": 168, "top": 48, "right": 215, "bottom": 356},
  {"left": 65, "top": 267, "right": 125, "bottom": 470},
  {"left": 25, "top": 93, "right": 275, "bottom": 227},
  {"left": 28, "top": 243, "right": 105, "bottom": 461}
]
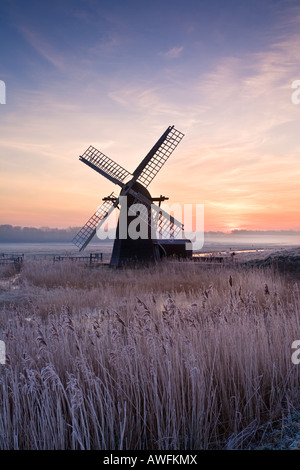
[
  {"left": 109, "top": 238, "right": 192, "bottom": 267},
  {"left": 108, "top": 181, "right": 192, "bottom": 267},
  {"left": 110, "top": 238, "right": 161, "bottom": 267},
  {"left": 157, "top": 239, "right": 193, "bottom": 259}
]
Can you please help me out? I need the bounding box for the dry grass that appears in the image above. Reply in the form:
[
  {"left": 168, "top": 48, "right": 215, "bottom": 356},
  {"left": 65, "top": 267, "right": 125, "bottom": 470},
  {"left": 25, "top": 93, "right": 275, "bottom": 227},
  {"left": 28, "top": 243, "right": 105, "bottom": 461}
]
[
  {"left": 0, "top": 259, "right": 300, "bottom": 449},
  {"left": 0, "top": 263, "right": 19, "bottom": 279}
]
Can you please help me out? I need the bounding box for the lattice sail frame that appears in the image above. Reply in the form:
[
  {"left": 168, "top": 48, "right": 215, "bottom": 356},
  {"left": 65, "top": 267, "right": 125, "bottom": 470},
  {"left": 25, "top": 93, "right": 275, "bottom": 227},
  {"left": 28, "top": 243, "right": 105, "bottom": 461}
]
[
  {"left": 73, "top": 125, "right": 185, "bottom": 251},
  {"left": 128, "top": 189, "right": 183, "bottom": 240},
  {"left": 80, "top": 146, "right": 132, "bottom": 186},
  {"left": 72, "top": 192, "right": 119, "bottom": 251},
  {"left": 136, "top": 127, "right": 184, "bottom": 187}
]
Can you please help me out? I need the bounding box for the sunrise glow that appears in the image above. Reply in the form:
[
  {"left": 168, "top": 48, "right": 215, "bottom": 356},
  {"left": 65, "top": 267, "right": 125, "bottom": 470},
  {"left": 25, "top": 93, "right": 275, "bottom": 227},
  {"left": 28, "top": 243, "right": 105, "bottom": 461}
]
[{"left": 1, "top": 0, "right": 300, "bottom": 233}]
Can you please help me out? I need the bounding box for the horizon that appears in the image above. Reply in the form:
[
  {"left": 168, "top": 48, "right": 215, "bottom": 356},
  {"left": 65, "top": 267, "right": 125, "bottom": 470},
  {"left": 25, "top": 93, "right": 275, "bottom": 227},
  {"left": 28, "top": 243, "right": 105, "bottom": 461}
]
[
  {"left": 0, "top": 224, "right": 300, "bottom": 245},
  {"left": 1, "top": 223, "right": 300, "bottom": 234},
  {"left": 1, "top": 0, "right": 300, "bottom": 232}
]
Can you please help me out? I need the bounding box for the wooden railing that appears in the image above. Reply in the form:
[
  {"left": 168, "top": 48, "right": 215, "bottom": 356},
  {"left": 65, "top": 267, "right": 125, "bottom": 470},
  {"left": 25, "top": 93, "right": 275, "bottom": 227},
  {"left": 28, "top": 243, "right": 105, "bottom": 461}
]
[
  {"left": 0, "top": 253, "right": 24, "bottom": 264},
  {"left": 53, "top": 253, "right": 103, "bottom": 264}
]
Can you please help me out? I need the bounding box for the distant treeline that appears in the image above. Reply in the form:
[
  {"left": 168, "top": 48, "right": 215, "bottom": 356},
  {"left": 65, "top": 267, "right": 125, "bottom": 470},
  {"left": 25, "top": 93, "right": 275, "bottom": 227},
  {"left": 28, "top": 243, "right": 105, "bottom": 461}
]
[
  {"left": 0, "top": 225, "right": 299, "bottom": 243},
  {"left": 0, "top": 225, "right": 81, "bottom": 243}
]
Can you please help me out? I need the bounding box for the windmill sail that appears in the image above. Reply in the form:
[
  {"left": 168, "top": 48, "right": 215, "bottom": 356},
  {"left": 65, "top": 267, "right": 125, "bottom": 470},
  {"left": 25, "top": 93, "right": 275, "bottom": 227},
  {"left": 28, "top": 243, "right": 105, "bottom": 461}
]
[
  {"left": 80, "top": 146, "right": 132, "bottom": 187},
  {"left": 132, "top": 126, "right": 184, "bottom": 187},
  {"left": 72, "top": 192, "right": 119, "bottom": 251},
  {"left": 128, "top": 188, "right": 183, "bottom": 240},
  {"left": 73, "top": 125, "right": 188, "bottom": 263}
]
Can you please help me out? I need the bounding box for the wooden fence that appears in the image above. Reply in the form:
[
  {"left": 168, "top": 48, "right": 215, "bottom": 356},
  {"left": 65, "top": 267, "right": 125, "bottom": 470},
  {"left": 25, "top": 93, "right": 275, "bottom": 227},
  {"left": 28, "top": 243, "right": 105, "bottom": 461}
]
[
  {"left": 53, "top": 253, "right": 103, "bottom": 264},
  {"left": 0, "top": 253, "right": 104, "bottom": 265},
  {"left": 0, "top": 253, "right": 24, "bottom": 265}
]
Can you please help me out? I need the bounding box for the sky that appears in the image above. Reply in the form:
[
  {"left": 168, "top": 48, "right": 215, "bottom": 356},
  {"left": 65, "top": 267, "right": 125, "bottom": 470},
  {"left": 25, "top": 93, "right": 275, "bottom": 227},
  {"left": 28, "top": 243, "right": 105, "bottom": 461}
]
[{"left": 0, "top": 0, "right": 300, "bottom": 233}]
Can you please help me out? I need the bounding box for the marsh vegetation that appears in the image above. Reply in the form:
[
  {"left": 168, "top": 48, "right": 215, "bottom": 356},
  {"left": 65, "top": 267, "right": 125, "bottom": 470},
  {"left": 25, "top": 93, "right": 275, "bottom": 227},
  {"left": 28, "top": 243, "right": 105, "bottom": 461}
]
[{"left": 0, "top": 259, "right": 299, "bottom": 449}]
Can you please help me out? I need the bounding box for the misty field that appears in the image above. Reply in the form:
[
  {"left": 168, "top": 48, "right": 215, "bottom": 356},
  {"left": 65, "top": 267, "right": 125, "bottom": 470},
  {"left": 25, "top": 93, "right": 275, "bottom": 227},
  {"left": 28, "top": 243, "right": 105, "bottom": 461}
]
[{"left": 0, "top": 258, "right": 300, "bottom": 449}]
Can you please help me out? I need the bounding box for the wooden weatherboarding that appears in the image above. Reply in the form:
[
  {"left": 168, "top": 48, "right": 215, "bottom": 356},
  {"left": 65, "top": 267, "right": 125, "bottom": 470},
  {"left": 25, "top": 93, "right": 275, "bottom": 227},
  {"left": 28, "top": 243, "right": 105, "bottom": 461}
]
[{"left": 73, "top": 125, "right": 191, "bottom": 267}]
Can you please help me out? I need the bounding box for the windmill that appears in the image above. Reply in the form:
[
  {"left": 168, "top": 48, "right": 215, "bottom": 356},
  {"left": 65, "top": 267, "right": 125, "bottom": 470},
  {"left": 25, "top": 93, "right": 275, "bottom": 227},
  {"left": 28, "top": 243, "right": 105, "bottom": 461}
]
[{"left": 72, "top": 125, "right": 191, "bottom": 266}]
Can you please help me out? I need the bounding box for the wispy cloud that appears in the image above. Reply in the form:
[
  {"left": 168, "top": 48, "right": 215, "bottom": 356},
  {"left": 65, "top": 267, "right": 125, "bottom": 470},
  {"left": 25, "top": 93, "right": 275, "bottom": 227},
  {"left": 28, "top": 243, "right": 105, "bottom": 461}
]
[
  {"left": 18, "top": 26, "right": 67, "bottom": 72},
  {"left": 2, "top": 3, "right": 300, "bottom": 230},
  {"left": 159, "top": 46, "right": 184, "bottom": 59},
  {"left": 108, "top": 85, "right": 182, "bottom": 117}
]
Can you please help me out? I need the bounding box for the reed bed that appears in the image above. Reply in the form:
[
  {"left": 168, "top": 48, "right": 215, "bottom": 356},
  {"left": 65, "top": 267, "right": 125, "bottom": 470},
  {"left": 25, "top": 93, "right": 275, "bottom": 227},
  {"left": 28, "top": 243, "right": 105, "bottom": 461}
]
[{"left": 0, "top": 260, "right": 299, "bottom": 449}]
